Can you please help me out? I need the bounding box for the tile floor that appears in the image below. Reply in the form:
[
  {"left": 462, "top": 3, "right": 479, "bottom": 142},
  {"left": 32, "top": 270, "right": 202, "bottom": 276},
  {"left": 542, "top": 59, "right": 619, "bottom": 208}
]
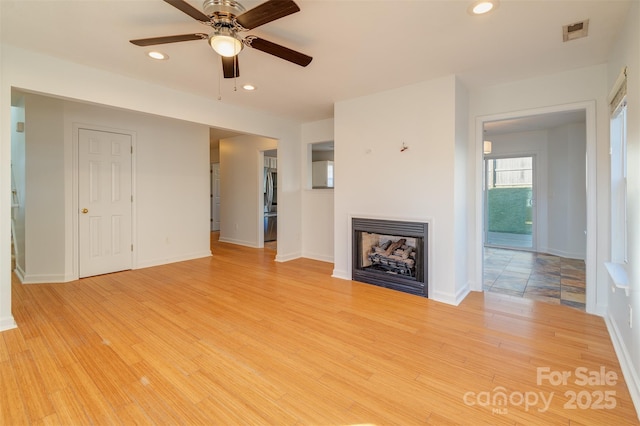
[{"left": 484, "top": 247, "right": 586, "bottom": 310}]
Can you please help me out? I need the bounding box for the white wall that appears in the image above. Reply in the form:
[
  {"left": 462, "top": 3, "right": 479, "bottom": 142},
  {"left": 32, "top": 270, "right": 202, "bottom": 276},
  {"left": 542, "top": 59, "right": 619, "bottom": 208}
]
[
  {"left": 66, "top": 101, "right": 212, "bottom": 270},
  {"left": 606, "top": 0, "right": 640, "bottom": 413},
  {"left": 454, "top": 77, "right": 470, "bottom": 298},
  {"left": 13, "top": 92, "right": 212, "bottom": 282},
  {"left": 219, "top": 134, "right": 277, "bottom": 248},
  {"left": 0, "top": 45, "right": 304, "bottom": 330},
  {"left": 0, "top": 25, "right": 13, "bottom": 331},
  {"left": 301, "top": 118, "right": 334, "bottom": 262},
  {"left": 333, "top": 75, "right": 469, "bottom": 304},
  {"left": 21, "top": 94, "right": 66, "bottom": 282},
  {"left": 547, "top": 123, "right": 587, "bottom": 259}
]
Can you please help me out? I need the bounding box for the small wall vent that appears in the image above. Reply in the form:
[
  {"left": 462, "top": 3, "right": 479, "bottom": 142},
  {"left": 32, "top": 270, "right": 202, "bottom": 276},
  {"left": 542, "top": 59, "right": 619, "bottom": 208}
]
[{"left": 563, "top": 19, "right": 589, "bottom": 42}]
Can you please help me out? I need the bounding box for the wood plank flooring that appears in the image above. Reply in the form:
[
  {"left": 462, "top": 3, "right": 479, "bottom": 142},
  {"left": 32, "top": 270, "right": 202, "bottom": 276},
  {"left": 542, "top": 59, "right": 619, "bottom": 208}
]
[{"left": 2, "top": 234, "right": 638, "bottom": 425}]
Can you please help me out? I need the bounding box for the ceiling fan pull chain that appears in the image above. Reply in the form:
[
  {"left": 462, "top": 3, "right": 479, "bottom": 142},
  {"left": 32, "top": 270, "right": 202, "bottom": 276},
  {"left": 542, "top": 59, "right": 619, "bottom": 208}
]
[{"left": 234, "top": 56, "right": 238, "bottom": 91}]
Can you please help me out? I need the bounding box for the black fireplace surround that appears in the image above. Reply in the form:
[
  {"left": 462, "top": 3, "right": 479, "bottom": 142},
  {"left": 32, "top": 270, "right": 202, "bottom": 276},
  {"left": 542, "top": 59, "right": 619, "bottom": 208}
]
[{"left": 352, "top": 218, "right": 428, "bottom": 297}]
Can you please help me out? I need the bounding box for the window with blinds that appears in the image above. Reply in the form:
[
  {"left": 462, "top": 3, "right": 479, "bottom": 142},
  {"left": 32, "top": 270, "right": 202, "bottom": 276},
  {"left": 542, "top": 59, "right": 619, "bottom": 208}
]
[{"left": 609, "top": 67, "right": 628, "bottom": 265}]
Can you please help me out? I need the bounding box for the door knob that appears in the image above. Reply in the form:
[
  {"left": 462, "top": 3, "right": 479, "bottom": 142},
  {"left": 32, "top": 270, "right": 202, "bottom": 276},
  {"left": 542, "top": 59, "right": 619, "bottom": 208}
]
[{"left": 81, "top": 208, "right": 89, "bottom": 214}]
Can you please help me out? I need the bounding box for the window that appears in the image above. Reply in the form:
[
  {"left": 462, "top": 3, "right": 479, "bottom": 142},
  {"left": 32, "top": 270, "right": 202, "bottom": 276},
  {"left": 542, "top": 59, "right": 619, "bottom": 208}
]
[{"left": 609, "top": 68, "right": 628, "bottom": 264}]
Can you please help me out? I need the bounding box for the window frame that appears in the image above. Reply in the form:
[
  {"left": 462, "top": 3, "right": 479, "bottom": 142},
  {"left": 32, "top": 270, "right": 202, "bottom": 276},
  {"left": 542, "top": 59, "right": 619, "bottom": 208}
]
[{"left": 609, "top": 68, "right": 628, "bottom": 265}]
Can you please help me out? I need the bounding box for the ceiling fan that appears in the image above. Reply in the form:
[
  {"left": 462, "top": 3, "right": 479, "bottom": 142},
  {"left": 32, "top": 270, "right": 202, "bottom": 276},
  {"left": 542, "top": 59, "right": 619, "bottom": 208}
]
[{"left": 130, "top": 0, "right": 312, "bottom": 78}]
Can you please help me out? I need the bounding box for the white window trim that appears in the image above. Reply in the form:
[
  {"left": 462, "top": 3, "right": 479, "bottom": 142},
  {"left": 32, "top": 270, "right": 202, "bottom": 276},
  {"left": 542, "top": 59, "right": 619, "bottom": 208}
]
[{"left": 607, "top": 66, "right": 630, "bottom": 296}]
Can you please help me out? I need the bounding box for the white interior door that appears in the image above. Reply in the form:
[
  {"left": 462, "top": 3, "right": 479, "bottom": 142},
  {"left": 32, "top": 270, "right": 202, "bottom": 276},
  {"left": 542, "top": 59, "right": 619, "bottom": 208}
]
[
  {"left": 79, "top": 128, "right": 132, "bottom": 278},
  {"left": 211, "top": 163, "right": 221, "bottom": 231}
]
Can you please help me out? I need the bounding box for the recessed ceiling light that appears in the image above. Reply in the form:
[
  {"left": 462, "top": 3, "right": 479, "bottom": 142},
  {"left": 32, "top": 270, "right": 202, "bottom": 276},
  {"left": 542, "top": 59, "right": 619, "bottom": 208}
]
[
  {"left": 147, "top": 51, "right": 169, "bottom": 60},
  {"left": 469, "top": 0, "right": 499, "bottom": 15},
  {"left": 242, "top": 84, "right": 256, "bottom": 91}
]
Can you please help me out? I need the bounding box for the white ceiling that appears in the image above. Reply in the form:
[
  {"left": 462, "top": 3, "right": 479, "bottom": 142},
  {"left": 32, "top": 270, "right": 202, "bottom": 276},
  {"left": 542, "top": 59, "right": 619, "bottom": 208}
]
[
  {"left": 484, "top": 109, "right": 586, "bottom": 136},
  {"left": 1, "top": 0, "right": 632, "bottom": 123}
]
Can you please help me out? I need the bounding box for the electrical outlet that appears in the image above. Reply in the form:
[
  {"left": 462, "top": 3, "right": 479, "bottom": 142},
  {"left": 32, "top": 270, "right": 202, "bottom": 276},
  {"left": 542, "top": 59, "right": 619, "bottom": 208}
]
[{"left": 629, "top": 305, "right": 633, "bottom": 328}]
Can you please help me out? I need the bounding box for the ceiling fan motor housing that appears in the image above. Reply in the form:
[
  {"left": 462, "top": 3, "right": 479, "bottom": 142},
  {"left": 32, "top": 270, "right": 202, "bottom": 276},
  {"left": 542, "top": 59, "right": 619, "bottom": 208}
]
[{"left": 202, "top": 0, "right": 245, "bottom": 19}]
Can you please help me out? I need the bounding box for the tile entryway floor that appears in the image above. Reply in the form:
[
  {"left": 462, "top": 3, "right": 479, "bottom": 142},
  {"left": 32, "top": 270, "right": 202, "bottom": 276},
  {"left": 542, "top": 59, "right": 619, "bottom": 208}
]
[{"left": 483, "top": 247, "right": 586, "bottom": 310}]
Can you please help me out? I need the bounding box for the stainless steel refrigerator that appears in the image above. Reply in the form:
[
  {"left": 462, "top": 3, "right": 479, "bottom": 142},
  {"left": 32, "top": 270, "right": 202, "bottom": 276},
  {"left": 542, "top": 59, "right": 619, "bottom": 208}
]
[{"left": 264, "top": 167, "right": 277, "bottom": 242}]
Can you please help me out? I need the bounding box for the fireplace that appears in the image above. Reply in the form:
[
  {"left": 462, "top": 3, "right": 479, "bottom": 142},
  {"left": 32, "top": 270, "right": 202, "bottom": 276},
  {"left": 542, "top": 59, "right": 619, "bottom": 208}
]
[{"left": 352, "top": 218, "right": 428, "bottom": 297}]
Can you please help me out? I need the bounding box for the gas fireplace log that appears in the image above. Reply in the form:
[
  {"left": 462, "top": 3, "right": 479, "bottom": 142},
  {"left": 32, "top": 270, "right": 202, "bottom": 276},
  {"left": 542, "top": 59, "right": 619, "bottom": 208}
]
[{"left": 384, "top": 238, "right": 406, "bottom": 256}]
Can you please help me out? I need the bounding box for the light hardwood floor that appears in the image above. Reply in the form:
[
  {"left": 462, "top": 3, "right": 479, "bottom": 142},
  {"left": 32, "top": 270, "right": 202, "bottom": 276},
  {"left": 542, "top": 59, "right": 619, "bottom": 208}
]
[{"left": 2, "top": 234, "right": 638, "bottom": 425}]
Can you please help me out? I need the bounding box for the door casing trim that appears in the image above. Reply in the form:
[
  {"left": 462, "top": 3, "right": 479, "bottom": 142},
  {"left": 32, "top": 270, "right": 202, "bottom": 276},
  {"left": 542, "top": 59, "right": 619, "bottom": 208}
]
[{"left": 474, "top": 101, "right": 597, "bottom": 314}]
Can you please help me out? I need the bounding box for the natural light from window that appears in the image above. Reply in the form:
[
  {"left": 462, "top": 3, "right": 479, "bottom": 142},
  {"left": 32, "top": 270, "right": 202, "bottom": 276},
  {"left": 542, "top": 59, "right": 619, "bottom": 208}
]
[
  {"left": 606, "top": 66, "right": 630, "bottom": 295},
  {"left": 610, "top": 86, "right": 628, "bottom": 263}
]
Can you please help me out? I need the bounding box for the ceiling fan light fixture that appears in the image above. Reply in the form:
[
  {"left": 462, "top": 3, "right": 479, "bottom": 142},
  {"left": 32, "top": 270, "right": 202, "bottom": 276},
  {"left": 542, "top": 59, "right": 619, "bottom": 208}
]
[{"left": 209, "top": 29, "right": 243, "bottom": 57}]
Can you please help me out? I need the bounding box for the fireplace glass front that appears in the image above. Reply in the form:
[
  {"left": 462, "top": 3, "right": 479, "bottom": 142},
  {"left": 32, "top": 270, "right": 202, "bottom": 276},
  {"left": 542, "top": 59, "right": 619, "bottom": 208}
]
[{"left": 352, "top": 218, "right": 428, "bottom": 297}]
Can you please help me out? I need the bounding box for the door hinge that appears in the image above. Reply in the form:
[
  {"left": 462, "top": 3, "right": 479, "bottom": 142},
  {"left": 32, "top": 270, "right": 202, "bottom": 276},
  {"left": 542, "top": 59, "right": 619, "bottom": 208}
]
[
  {"left": 131, "top": 244, "right": 133, "bottom": 252},
  {"left": 131, "top": 195, "right": 133, "bottom": 202},
  {"left": 131, "top": 146, "right": 133, "bottom": 154}
]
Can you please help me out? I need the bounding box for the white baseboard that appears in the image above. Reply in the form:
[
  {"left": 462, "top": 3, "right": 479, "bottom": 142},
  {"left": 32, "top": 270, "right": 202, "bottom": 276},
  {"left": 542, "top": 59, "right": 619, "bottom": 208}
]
[
  {"left": 466, "top": 278, "right": 483, "bottom": 292},
  {"left": 431, "top": 285, "right": 471, "bottom": 306},
  {"left": 604, "top": 313, "right": 640, "bottom": 421},
  {"left": 538, "top": 246, "right": 585, "bottom": 261},
  {"left": 13, "top": 265, "right": 25, "bottom": 283},
  {"left": 0, "top": 315, "right": 17, "bottom": 332},
  {"left": 455, "top": 286, "right": 472, "bottom": 305},
  {"left": 217, "top": 237, "right": 259, "bottom": 248},
  {"left": 331, "top": 269, "right": 350, "bottom": 280},
  {"left": 21, "top": 273, "right": 69, "bottom": 284},
  {"left": 301, "top": 252, "right": 334, "bottom": 263},
  {"left": 135, "top": 251, "right": 212, "bottom": 270},
  {"left": 275, "top": 252, "right": 301, "bottom": 262},
  {"left": 594, "top": 302, "right": 608, "bottom": 317}
]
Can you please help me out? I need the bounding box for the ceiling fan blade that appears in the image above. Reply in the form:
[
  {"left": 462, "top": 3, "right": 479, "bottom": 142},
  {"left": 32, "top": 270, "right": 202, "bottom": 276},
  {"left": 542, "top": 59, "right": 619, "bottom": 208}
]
[
  {"left": 245, "top": 36, "right": 312, "bottom": 67},
  {"left": 130, "top": 33, "right": 208, "bottom": 46},
  {"left": 163, "top": 0, "right": 210, "bottom": 22},
  {"left": 235, "top": 0, "right": 300, "bottom": 30},
  {"left": 222, "top": 56, "right": 240, "bottom": 78}
]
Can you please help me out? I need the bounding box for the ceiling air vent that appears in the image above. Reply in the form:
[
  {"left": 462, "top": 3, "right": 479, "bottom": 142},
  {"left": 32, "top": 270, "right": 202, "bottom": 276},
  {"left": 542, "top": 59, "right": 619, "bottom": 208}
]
[{"left": 563, "top": 19, "right": 589, "bottom": 42}]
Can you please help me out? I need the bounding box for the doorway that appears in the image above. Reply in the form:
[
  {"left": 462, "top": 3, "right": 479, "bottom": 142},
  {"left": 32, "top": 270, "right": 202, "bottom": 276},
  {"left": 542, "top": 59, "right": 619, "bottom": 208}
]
[
  {"left": 476, "top": 103, "right": 596, "bottom": 312},
  {"left": 263, "top": 149, "right": 277, "bottom": 248}
]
